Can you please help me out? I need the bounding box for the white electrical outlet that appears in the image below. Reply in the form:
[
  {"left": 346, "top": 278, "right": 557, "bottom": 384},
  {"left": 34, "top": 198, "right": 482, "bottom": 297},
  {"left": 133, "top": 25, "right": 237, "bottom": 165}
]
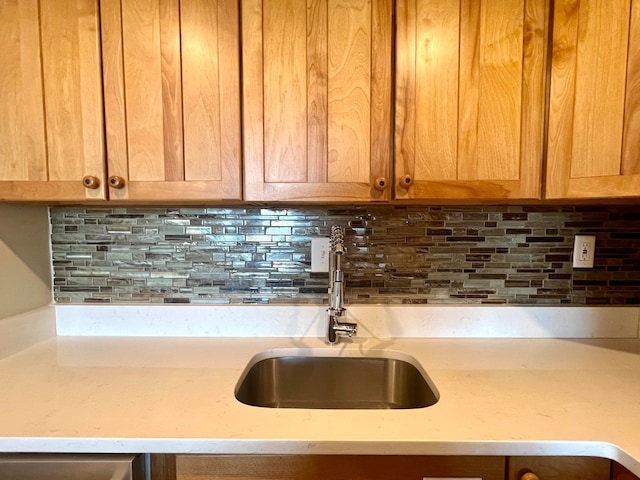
[
  {"left": 572, "top": 234, "right": 596, "bottom": 268},
  {"left": 311, "top": 237, "right": 330, "bottom": 272}
]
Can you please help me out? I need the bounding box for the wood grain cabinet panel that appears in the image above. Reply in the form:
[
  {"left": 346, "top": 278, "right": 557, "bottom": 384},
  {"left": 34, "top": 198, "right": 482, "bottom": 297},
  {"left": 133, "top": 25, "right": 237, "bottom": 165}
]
[
  {"left": 546, "top": 0, "right": 640, "bottom": 199},
  {"left": 508, "top": 456, "right": 610, "bottom": 480},
  {"left": 154, "top": 454, "right": 640, "bottom": 480},
  {"left": 395, "top": 0, "right": 547, "bottom": 200},
  {"left": 153, "top": 454, "right": 505, "bottom": 480},
  {"left": 101, "top": 0, "right": 242, "bottom": 201},
  {"left": 242, "top": 0, "right": 393, "bottom": 202},
  {"left": 613, "top": 461, "right": 640, "bottom": 480},
  {"left": 0, "top": 0, "right": 106, "bottom": 201}
]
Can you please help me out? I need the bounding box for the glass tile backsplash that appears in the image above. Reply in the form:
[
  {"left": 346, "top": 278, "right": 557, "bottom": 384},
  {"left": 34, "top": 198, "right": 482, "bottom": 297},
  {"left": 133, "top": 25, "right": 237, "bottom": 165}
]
[{"left": 51, "top": 205, "right": 640, "bottom": 305}]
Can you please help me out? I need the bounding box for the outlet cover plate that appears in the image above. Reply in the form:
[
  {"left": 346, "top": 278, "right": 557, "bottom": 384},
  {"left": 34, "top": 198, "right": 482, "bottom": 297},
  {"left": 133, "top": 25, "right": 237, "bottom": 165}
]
[
  {"left": 573, "top": 235, "right": 596, "bottom": 268},
  {"left": 311, "top": 237, "right": 330, "bottom": 272}
]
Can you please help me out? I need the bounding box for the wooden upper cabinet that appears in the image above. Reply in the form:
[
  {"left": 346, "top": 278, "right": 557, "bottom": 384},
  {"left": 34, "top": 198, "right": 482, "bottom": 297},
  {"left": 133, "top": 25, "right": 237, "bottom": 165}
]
[
  {"left": 242, "top": 0, "right": 393, "bottom": 202},
  {"left": 546, "top": 0, "right": 640, "bottom": 199},
  {"left": 101, "top": 0, "right": 242, "bottom": 201},
  {"left": 0, "top": 0, "right": 106, "bottom": 201},
  {"left": 395, "top": 0, "right": 548, "bottom": 200}
]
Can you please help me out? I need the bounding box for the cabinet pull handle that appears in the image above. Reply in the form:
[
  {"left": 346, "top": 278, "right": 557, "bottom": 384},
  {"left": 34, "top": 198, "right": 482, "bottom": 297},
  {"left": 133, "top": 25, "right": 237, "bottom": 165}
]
[
  {"left": 82, "top": 176, "right": 100, "bottom": 189},
  {"left": 374, "top": 177, "right": 388, "bottom": 191},
  {"left": 400, "top": 174, "right": 413, "bottom": 188},
  {"left": 108, "top": 176, "right": 126, "bottom": 189},
  {"left": 520, "top": 472, "right": 540, "bottom": 480}
]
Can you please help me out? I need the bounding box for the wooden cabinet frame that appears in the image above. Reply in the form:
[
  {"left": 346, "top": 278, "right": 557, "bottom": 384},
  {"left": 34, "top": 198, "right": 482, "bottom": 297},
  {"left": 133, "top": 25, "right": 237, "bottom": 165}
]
[
  {"left": 394, "top": 0, "right": 548, "bottom": 201},
  {"left": 545, "top": 0, "right": 640, "bottom": 199},
  {"left": 242, "top": 0, "right": 393, "bottom": 202},
  {"left": 100, "top": 0, "right": 242, "bottom": 202},
  {"left": 0, "top": 0, "right": 106, "bottom": 202}
]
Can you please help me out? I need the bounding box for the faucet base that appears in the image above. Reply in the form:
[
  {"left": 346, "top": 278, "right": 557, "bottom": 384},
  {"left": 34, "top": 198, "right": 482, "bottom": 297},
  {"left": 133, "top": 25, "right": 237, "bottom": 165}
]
[{"left": 326, "top": 313, "right": 357, "bottom": 345}]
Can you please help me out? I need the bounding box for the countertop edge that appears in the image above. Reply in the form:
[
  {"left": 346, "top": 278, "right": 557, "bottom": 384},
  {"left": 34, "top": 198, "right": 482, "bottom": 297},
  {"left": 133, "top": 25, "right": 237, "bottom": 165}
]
[{"left": 0, "top": 438, "right": 635, "bottom": 469}]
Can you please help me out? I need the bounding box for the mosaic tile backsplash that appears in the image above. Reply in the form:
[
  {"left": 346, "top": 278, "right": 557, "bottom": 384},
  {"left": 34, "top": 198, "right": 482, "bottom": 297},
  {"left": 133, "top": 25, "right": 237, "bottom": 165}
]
[{"left": 51, "top": 205, "right": 640, "bottom": 305}]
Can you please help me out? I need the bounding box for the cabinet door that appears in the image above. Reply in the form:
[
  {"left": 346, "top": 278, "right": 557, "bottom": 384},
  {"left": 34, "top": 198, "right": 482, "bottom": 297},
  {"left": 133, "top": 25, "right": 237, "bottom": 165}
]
[
  {"left": 0, "top": 0, "right": 106, "bottom": 201},
  {"left": 101, "top": 0, "right": 242, "bottom": 201},
  {"left": 507, "top": 456, "right": 610, "bottom": 480},
  {"left": 395, "top": 0, "right": 547, "bottom": 200},
  {"left": 546, "top": 0, "right": 640, "bottom": 199},
  {"left": 242, "top": 0, "right": 393, "bottom": 202},
  {"left": 166, "top": 455, "right": 505, "bottom": 480}
]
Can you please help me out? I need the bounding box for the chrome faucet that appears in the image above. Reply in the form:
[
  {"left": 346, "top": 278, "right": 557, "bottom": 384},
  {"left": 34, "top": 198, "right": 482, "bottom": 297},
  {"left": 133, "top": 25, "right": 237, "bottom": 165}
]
[{"left": 326, "top": 225, "right": 357, "bottom": 344}]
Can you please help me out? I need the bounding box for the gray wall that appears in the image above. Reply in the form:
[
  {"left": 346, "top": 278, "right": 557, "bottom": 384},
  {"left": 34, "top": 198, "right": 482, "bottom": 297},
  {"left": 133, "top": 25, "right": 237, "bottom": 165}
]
[{"left": 0, "top": 204, "right": 52, "bottom": 318}]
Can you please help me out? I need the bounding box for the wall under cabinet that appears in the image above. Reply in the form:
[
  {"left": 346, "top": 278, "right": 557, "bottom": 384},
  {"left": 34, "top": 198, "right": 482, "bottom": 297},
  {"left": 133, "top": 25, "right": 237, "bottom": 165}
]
[
  {"left": 0, "top": 205, "right": 52, "bottom": 318},
  {"left": 50, "top": 205, "right": 640, "bottom": 306}
]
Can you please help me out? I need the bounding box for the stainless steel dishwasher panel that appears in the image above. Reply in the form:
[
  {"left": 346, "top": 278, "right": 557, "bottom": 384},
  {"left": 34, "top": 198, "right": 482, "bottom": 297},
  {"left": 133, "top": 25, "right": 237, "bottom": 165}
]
[{"left": 0, "top": 454, "right": 144, "bottom": 480}]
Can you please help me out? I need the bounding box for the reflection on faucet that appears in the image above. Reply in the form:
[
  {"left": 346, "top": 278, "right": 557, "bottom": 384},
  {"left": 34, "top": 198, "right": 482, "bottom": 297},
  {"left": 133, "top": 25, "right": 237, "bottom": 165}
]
[{"left": 326, "top": 225, "right": 357, "bottom": 345}]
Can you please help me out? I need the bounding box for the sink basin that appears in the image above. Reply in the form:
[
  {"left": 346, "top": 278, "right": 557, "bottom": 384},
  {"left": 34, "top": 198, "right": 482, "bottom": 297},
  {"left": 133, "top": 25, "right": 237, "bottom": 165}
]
[{"left": 235, "top": 350, "right": 439, "bottom": 409}]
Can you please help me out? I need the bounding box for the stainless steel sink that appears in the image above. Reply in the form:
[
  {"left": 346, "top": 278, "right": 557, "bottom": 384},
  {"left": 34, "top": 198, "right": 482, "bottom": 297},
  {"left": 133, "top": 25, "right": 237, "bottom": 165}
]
[{"left": 235, "top": 351, "right": 439, "bottom": 409}]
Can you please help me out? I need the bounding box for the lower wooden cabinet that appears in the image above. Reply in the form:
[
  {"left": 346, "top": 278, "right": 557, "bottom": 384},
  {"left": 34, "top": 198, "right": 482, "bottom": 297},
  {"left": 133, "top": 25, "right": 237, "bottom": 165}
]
[
  {"left": 152, "top": 454, "right": 637, "bottom": 480},
  {"left": 612, "top": 461, "right": 640, "bottom": 480},
  {"left": 508, "top": 456, "right": 610, "bottom": 480},
  {"left": 153, "top": 455, "right": 504, "bottom": 480}
]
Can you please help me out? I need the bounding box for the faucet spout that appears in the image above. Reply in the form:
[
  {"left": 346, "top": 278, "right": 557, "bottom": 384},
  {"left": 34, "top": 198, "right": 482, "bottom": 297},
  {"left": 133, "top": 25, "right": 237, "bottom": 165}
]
[{"left": 326, "top": 225, "right": 357, "bottom": 345}]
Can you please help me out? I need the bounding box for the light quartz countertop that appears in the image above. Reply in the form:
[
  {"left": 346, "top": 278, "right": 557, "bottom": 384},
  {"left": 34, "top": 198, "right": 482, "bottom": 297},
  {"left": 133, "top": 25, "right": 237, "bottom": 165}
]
[{"left": 1, "top": 305, "right": 640, "bottom": 475}]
